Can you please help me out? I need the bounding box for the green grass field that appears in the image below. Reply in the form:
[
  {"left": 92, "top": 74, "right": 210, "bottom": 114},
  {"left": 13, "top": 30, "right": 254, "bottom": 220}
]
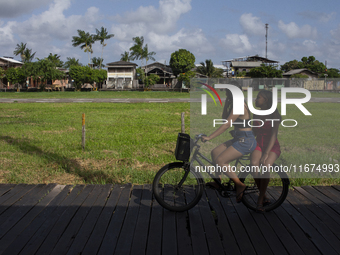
[
  {"left": 0, "top": 100, "right": 339, "bottom": 186},
  {"left": 0, "top": 91, "right": 190, "bottom": 99},
  {"left": 0, "top": 90, "right": 339, "bottom": 99}
]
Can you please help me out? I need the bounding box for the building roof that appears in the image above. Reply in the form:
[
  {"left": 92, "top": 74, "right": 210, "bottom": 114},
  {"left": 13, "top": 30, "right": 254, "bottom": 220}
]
[
  {"left": 283, "top": 68, "right": 317, "bottom": 76},
  {"left": 222, "top": 55, "right": 279, "bottom": 64},
  {"left": 0, "top": 57, "right": 23, "bottom": 65},
  {"left": 106, "top": 61, "right": 138, "bottom": 66},
  {"left": 230, "top": 61, "right": 262, "bottom": 68}
]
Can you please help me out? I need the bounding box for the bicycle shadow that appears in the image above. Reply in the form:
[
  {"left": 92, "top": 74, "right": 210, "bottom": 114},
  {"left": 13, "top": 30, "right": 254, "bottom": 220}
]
[{"left": 0, "top": 135, "right": 115, "bottom": 183}]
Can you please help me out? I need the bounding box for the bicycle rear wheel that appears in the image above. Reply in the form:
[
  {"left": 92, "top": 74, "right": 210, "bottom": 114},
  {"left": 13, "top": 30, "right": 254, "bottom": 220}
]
[
  {"left": 238, "top": 163, "right": 290, "bottom": 212},
  {"left": 152, "top": 162, "right": 204, "bottom": 212}
]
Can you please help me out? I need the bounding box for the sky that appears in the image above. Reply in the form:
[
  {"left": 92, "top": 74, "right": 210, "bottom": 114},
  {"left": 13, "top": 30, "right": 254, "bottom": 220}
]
[{"left": 1, "top": 0, "right": 340, "bottom": 69}]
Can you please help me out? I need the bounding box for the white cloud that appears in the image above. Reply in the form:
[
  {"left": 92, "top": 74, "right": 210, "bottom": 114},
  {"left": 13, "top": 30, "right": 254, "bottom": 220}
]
[
  {"left": 0, "top": 0, "right": 52, "bottom": 18},
  {"left": 240, "top": 13, "right": 265, "bottom": 36},
  {"left": 278, "top": 20, "right": 317, "bottom": 39},
  {"left": 220, "top": 34, "right": 252, "bottom": 54},
  {"left": 0, "top": 21, "right": 15, "bottom": 47},
  {"left": 111, "top": 0, "right": 192, "bottom": 40}
]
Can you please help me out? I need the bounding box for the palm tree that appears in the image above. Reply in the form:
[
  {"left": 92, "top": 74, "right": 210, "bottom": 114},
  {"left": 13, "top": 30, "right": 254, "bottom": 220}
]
[
  {"left": 129, "top": 36, "right": 144, "bottom": 63},
  {"left": 72, "top": 30, "right": 96, "bottom": 66},
  {"left": 13, "top": 42, "right": 27, "bottom": 62},
  {"left": 196, "top": 59, "right": 215, "bottom": 77},
  {"left": 64, "top": 57, "right": 82, "bottom": 69},
  {"left": 142, "top": 44, "right": 156, "bottom": 67},
  {"left": 46, "top": 53, "right": 63, "bottom": 67},
  {"left": 120, "top": 51, "right": 132, "bottom": 62},
  {"left": 94, "top": 27, "right": 114, "bottom": 69},
  {"left": 22, "top": 48, "right": 36, "bottom": 63},
  {"left": 91, "top": 57, "right": 104, "bottom": 69}
]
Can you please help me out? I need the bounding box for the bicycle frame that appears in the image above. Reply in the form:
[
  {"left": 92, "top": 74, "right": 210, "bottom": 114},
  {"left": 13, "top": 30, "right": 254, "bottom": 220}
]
[{"left": 186, "top": 141, "right": 250, "bottom": 193}]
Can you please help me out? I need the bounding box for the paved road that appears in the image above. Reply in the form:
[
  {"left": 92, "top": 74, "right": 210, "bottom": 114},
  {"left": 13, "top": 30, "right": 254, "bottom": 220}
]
[{"left": 0, "top": 97, "right": 339, "bottom": 103}]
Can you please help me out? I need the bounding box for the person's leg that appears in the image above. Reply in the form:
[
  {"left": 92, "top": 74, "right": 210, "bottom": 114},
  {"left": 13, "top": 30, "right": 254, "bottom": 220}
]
[
  {"left": 207, "top": 141, "right": 233, "bottom": 188},
  {"left": 214, "top": 145, "right": 246, "bottom": 202},
  {"left": 256, "top": 151, "right": 279, "bottom": 206}
]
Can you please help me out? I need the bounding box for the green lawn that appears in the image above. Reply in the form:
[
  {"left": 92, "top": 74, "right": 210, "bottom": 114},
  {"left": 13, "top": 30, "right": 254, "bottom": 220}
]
[
  {"left": 0, "top": 101, "right": 339, "bottom": 186},
  {"left": 0, "top": 90, "right": 339, "bottom": 99},
  {"left": 0, "top": 91, "right": 190, "bottom": 99}
]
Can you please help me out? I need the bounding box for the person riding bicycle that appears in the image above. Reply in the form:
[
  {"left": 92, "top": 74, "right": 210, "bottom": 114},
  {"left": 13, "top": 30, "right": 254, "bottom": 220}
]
[
  {"left": 201, "top": 85, "right": 257, "bottom": 203},
  {"left": 251, "top": 90, "right": 281, "bottom": 213}
]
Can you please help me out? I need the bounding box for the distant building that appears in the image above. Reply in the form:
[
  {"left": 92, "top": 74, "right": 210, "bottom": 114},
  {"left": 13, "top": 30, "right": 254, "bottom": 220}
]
[
  {"left": 142, "top": 62, "right": 176, "bottom": 88},
  {"left": 282, "top": 68, "right": 319, "bottom": 79},
  {"left": 0, "top": 57, "right": 23, "bottom": 70},
  {"left": 105, "top": 61, "right": 138, "bottom": 89},
  {"left": 222, "top": 55, "right": 279, "bottom": 76}
]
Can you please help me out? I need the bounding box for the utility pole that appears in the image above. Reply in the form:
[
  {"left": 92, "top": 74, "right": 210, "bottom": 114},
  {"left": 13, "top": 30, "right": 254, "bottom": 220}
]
[{"left": 265, "top": 24, "right": 268, "bottom": 59}]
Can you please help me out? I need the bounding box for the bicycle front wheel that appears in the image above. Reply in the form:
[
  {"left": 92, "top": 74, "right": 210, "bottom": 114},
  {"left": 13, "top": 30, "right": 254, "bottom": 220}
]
[
  {"left": 238, "top": 164, "right": 290, "bottom": 212},
  {"left": 152, "top": 162, "right": 204, "bottom": 212}
]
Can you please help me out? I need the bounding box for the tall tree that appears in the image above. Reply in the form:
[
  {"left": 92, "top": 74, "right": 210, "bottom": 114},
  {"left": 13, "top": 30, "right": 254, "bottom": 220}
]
[
  {"left": 196, "top": 59, "right": 215, "bottom": 77},
  {"left": 94, "top": 27, "right": 114, "bottom": 69},
  {"left": 22, "top": 48, "right": 36, "bottom": 63},
  {"left": 281, "top": 56, "right": 326, "bottom": 74},
  {"left": 46, "top": 53, "right": 64, "bottom": 67},
  {"left": 13, "top": 42, "right": 27, "bottom": 62},
  {"left": 72, "top": 30, "right": 95, "bottom": 66},
  {"left": 120, "top": 51, "right": 132, "bottom": 62},
  {"left": 141, "top": 44, "right": 156, "bottom": 66},
  {"left": 91, "top": 57, "right": 104, "bottom": 69},
  {"left": 63, "top": 57, "right": 82, "bottom": 69},
  {"left": 169, "top": 49, "right": 195, "bottom": 77},
  {"left": 129, "top": 36, "right": 144, "bottom": 63}
]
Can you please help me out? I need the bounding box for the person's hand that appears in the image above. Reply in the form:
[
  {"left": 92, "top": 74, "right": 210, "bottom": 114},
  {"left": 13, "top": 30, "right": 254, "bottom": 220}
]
[
  {"left": 260, "top": 153, "right": 269, "bottom": 166},
  {"left": 201, "top": 136, "right": 210, "bottom": 143}
]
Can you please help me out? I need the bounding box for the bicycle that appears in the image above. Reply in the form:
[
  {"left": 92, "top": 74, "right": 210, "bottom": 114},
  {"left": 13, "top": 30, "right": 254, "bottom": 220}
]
[{"left": 152, "top": 133, "right": 290, "bottom": 212}]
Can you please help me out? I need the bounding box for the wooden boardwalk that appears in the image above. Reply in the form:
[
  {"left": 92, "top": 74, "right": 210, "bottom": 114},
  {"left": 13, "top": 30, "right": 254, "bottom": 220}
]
[{"left": 0, "top": 184, "right": 340, "bottom": 255}]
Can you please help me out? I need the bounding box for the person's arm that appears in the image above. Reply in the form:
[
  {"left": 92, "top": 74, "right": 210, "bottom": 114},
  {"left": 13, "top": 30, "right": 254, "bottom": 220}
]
[
  {"left": 201, "top": 109, "right": 240, "bottom": 142},
  {"left": 252, "top": 114, "right": 259, "bottom": 136},
  {"left": 260, "top": 113, "right": 280, "bottom": 165}
]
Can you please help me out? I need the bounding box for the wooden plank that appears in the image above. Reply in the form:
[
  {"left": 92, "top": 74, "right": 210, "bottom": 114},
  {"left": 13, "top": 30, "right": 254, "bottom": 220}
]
[
  {"left": 161, "top": 185, "right": 177, "bottom": 255},
  {"left": 313, "top": 186, "right": 340, "bottom": 204},
  {"left": 175, "top": 186, "right": 193, "bottom": 255},
  {"left": 247, "top": 191, "right": 288, "bottom": 255},
  {"left": 65, "top": 184, "right": 112, "bottom": 255},
  {"left": 50, "top": 185, "right": 105, "bottom": 254},
  {"left": 81, "top": 185, "right": 124, "bottom": 255},
  {"left": 0, "top": 184, "right": 15, "bottom": 197},
  {"left": 270, "top": 187, "right": 335, "bottom": 255},
  {"left": 230, "top": 192, "right": 273, "bottom": 255},
  {"left": 0, "top": 184, "right": 45, "bottom": 226},
  {"left": 218, "top": 191, "right": 256, "bottom": 255},
  {"left": 184, "top": 186, "right": 209, "bottom": 255},
  {"left": 114, "top": 185, "right": 143, "bottom": 254},
  {"left": 145, "top": 188, "right": 164, "bottom": 255},
  {"left": 0, "top": 184, "right": 61, "bottom": 252},
  {"left": 293, "top": 186, "right": 340, "bottom": 239},
  {"left": 285, "top": 188, "right": 340, "bottom": 251},
  {"left": 249, "top": 189, "right": 304, "bottom": 255},
  {"left": 1, "top": 185, "right": 71, "bottom": 255},
  {"left": 0, "top": 184, "right": 36, "bottom": 215},
  {"left": 0, "top": 184, "right": 56, "bottom": 238},
  {"left": 205, "top": 188, "right": 240, "bottom": 255},
  {"left": 197, "top": 189, "right": 225, "bottom": 254},
  {"left": 33, "top": 185, "right": 94, "bottom": 255},
  {"left": 301, "top": 186, "right": 340, "bottom": 215},
  {"left": 130, "top": 184, "right": 153, "bottom": 255},
  {"left": 16, "top": 185, "right": 84, "bottom": 255},
  {"left": 97, "top": 184, "right": 132, "bottom": 255}
]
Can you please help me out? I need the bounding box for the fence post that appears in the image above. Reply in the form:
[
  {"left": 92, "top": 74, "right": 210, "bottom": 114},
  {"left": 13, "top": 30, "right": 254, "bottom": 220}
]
[
  {"left": 181, "top": 112, "right": 185, "bottom": 133},
  {"left": 82, "top": 113, "right": 86, "bottom": 150}
]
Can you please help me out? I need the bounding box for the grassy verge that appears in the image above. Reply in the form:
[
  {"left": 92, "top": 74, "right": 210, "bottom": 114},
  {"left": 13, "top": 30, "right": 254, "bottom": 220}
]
[
  {"left": 0, "top": 90, "right": 339, "bottom": 99},
  {"left": 0, "top": 91, "right": 190, "bottom": 99},
  {"left": 0, "top": 102, "right": 339, "bottom": 186}
]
